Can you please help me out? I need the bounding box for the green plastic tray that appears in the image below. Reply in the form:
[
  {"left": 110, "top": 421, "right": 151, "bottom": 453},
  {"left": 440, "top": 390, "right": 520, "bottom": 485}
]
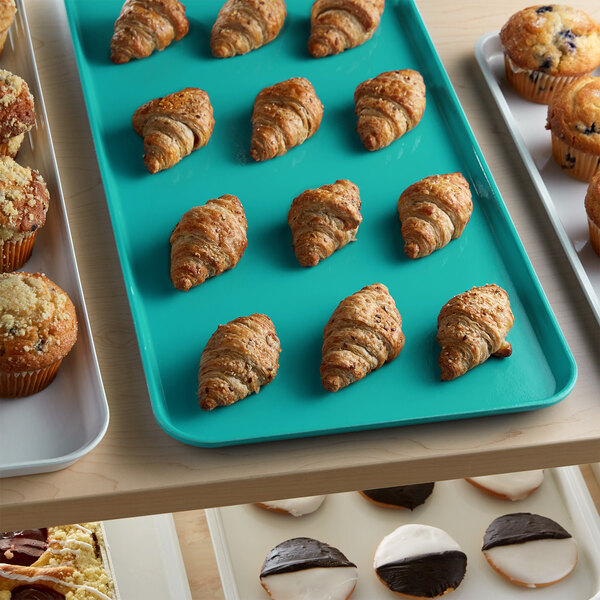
[{"left": 64, "top": 0, "right": 576, "bottom": 446}]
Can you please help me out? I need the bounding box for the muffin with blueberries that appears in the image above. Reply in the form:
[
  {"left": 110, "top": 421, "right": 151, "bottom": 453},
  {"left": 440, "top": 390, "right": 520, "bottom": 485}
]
[
  {"left": 585, "top": 170, "right": 600, "bottom": 256},
  {"left": 500, "top": 5, "right": 600, "bottom": 104},
  {"left": 0, "top": 68, "right": 35, "bottom": 158},
  {"left": 0, "top": 156, "right": 50, "bottom": 272},
  {"left": 0, "top": 271, "right": 78, "bottom": 397},
  {"left": 546, "top": 75, "right": 600, "bottom": 181}
]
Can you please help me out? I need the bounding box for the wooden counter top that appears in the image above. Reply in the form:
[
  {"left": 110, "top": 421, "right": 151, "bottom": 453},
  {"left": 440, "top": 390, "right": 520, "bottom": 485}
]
[{"left": 1, "top": 0, "right": 599, "bottom": 531}]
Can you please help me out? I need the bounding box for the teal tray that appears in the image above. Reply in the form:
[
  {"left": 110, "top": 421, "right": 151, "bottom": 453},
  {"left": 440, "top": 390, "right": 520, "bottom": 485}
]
[{"left": 64, "top": 0, "right": 576, "bottom": 447}]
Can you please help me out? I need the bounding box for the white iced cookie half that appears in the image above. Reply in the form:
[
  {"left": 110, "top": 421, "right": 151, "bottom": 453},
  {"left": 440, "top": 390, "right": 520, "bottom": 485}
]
[
  {"left": 260, "top": 537, "right": 357, "bottom": 600},
  {"left": 465, "top": 469, "right": 544, "bottom": 501},
  {"left": 255, "top": 495, "right": 326, "bottom": 517},
  {"left": 373, "top": 524, "right": 467, "bottom": 598},
  {"left": 482, "top": 513, "right": 577, "bottom": 588}
]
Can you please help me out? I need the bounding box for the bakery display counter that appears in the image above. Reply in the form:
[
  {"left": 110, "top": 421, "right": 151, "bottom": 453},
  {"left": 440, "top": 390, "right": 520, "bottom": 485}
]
[{"left": 1, "top": 0, "right": 599, "bottom": 534}]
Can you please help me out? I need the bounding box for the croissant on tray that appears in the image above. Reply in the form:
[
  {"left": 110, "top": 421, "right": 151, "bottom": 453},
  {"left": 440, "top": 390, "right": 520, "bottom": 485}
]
[
  {"left": 198, "top": 313, "right": 281, "bottom": 410},
  {"left": 250, "top": 77, "right": 324, "bottom": 161},
  {"left": 321, "top": 283, "right": 404, "bottom": 392},
  {"left": 288, "top": 179, "right": 362, "bottom": 267},
  {"left": 210, "top": 0, "right": 287, "bottom": 58},
  {"left": 398, "top": 172, "right": 473, "bottom": 259},
  {"left": 437, "top": 284, "right": 514, "bottom": 381},
  {"left": 110, "top": 0, "right": 189, "bottom": 64},
  {"left": 170, "top": 194, "right": 248, "bottom": 291},
  {"left": 354, "top": 69, "right": 426, "bottom": 151},
  {"left": 308, "top": 0, "right": 385, "bottom": 58},
  {"left": 132, "top": 87, "right": 214, "bottom": 174}
]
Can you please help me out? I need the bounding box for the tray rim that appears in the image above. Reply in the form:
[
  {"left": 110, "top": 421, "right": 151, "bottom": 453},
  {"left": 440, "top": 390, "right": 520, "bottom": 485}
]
[
  {"left": 475, "top": 31, "right": 600, "bottom": 325},
  {"left": 0, "top": 0, "right": 110, "bottom": 477},
  {"left": 61, "top": 0, "right": 577, "bottom": 447}
]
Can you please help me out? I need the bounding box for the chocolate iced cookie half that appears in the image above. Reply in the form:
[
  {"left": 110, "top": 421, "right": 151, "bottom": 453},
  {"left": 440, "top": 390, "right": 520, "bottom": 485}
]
[
  {"left": 359, "top": 483, "right": 434, "bottom": 510},
  {"left": 260, "top": 537, "right": 358, "bottom": 600}
]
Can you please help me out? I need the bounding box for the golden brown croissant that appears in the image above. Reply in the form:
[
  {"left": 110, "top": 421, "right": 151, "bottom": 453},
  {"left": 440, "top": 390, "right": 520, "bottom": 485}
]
[
  {"left": 321, "top": 283, "right": 404, "bottom": 392},
  {"left": 397, "top": 172, "right": 472, "bottom": 259},
  {"left": 354, "top": 69, "right": 426, "bottom": 151},
  {"left": 132, "top": 87, "right": 214, "bottom": 174},
  {"left": 437, "top": 284, "right": 514, "bottom": 381},
  {"left": 110, "top": 0, "right": 189, "bottom": 64},
  {"left": 308, "top": 0, "right": 384, "bottom": 58},
  {"left": 250, "top": 77, "right": 324, "bottom": 161},
  {"left": 170, "top": 194, "right": 248, "bottom": 291},
  {"left": 210, "top": 0, "right": 287, "bottom": 58},
  {"left": 288, "top": 179, "right": 362, "bottom": 267},
  {"left": 198, "top": 313, "right": 281, "bottom": 410}
]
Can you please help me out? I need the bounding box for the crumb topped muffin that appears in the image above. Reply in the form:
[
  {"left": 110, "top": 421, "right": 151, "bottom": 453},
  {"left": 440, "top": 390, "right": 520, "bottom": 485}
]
[
  {"left": 0, "top": 156, "right": 50, "bottom": 272},
  {"left": 546, "top": 75, "right": 600, "bottom": 181},
  {"left": 585, "top": 170, "right": 600, "bottom": 255},
  {"left": 500, "top": 5, "right": 600, "bottom": 104},
  {"left": 0, "top": 69, "right": 35, "bottom": 159},
  {"left": 0, "top": 272, "right": 77, "bottom": 397},
  {"left": 0, "top": 0, "right": 15, "bottom": 56}
]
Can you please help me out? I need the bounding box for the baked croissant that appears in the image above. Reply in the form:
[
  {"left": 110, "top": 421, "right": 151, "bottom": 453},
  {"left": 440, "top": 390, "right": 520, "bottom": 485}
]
[
  {"left": 321, "top": 283, "right": 404, "bottom": 392},
  {"left": 288, "top": 179, "right": 362, "bottom": 267},
  {"left": 132, "top": 87, "right": 214, "bottom": 174},
  {"left": 110, "top": 0, "right": 189, "bottom": 64},
  {"left": 198, "top": 313, "right": 281, "bottom": 410},
  {"left": 354, "top": 69, "right": 426, "bottom": 151},
  {"left": 250, "top": 77, "right": 324, "bottom": 161},
  {"left": 211, "top": 0, "right": 287, "bottom": 58},
  {"left": 437, "top": 284, "right": 514, "bottom": 381},
  {"left": 308, "top": 0, "right": 385, "bottom": 58},
  {"left": 170, "top": 194, "right": 247, "bottom": 291},
  {"left": 398, "top": 172, "right": 472, "bottom": 259}
]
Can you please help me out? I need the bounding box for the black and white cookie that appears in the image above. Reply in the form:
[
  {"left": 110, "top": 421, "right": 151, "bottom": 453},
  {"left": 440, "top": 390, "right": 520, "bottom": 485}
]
[
  {"left": 260, "top": 537, "right": 358, "bottom": 600},
  {"left": 465, "top": 470, "right": 544, "bottom": 501},
  {"left": 359, "top": 483, "right": 434, "bottom": 510},
  {"left": 482, "top": 512, "right": 577, "bottom": 588},
  {"left": 373, "top": 524, "right": 467, "bottom": 598},
  {"left": 255, "top": 495, "right": 326, "bottom": 517}
]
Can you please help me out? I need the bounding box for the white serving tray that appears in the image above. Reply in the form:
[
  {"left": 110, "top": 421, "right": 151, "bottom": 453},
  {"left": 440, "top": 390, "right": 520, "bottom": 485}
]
[
  {"left": 475, "top": 32, "right": 600, "bottom": 325},
  {"left": 103, "top": 513, "right": 192, "bottom": 600},
  {"left": 206, "top": 467, "right": 600, "bottom": 599},
  {"left": 0, "top": 0, "right": 108, "bottom": 477}
]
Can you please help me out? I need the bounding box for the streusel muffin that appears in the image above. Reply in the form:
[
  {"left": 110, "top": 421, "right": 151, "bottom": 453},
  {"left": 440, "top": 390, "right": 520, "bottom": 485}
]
[
  {"left": 0, "top": 272, "right": 78, "bottom": 397},
  {"left": 546, "top": 75, "right": 600, "bottom": 181},
  {"left": 0, "top": 0, "right": 15, "bottom": 56},
  {"left": 585, "top": 170, "right": 600, "bottom": 255},
  {"left": 0, "top": 69, "right": 35, "bottom": 159},
  {"left": 500, "top": 5, "right": 600, "bottom": 104},
  {"left": 0, "top": 156, "right": 50, "bottom": 272}
]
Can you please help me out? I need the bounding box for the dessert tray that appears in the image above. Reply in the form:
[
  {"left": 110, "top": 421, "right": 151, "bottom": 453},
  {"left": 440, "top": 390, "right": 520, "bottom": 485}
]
[
  {"left": 475, "top": 32, "right": 600, "bottom": 325},
  {"left": 0, "top": 0, "right": 108, "bottom": 477},
  {"left": 206, "top": 467, "right": 600, "bottom": 599},
  {"left": 63, "top": 0, "right": 575, "bottom": 447}
]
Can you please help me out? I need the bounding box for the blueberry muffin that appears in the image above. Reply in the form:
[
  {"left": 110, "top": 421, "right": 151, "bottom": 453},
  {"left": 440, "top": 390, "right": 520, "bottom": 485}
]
[
  {"left": 0, "top": 156, "right": 50, "bottom": 272},
  {"left": 0, "top": 69, "right": 35, "bottom": 159},
  {"left": 500, "top": 5, "right": 600, "bottom": 104},
  {"left": 585, "top": 170, "right": 600, "bottom": 255},
  {"left": 546, "top": 75, "right": 600, "bottom": 181},
  {"left": 0, "top": 272, "right": 78, "bottom": 397},
  {"left": 0, "top": 0, "right": 15, "bottom": 56}
]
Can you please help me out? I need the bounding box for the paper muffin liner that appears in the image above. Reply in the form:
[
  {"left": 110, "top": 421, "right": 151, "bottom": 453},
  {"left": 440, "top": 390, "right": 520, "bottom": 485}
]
[
  {"left": 0, "top": 131, "right": 25, "bottom": 159},
  {"left": 0, "top": 230, "right": 37, "bottom": 272},
  {"left": 0, "top": 359, "right": 63, "bottom": 398},
  {"left": 504, "top": 56, "right": 580, "bottom": 105},
  {"left": 551, "top": 134, "right": 600, "bottom": 182},
  {"left": 588, "top": 216, "right": 600, "bottom": 257}
]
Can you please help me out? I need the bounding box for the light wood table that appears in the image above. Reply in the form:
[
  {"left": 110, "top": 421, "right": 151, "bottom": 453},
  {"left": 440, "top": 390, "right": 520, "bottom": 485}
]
[{"left": 1, "top": 0, "right": 599, "bottom": 532}]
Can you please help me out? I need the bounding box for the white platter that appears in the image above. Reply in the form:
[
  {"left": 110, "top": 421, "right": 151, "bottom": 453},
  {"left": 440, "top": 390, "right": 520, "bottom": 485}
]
[
  {"left": 103, "top": 513, "right": 192, "bottom": 600},
  {"left": 475, "top": 31, "right": 600, "bottom": 325},
  {"left": 0, "top": 0, "right": 108, "bottom": 477},
  {"left": 206, "top": 467, "right": 600, "bottom": 599}
]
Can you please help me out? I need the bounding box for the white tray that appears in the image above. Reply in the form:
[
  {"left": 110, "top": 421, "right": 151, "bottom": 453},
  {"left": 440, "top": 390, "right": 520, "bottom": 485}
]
[
  {"left": 0, "top": 0, "right": 108, "bottom": 476},
  {"left": 475, "top": 31, "right": 600, "bottom": 325},
  {"left": 103, "top": 513, "right": 192, "bottom": 600},
  {"left": 206, "top": 467, "right": 600, "bottom": 599}
]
